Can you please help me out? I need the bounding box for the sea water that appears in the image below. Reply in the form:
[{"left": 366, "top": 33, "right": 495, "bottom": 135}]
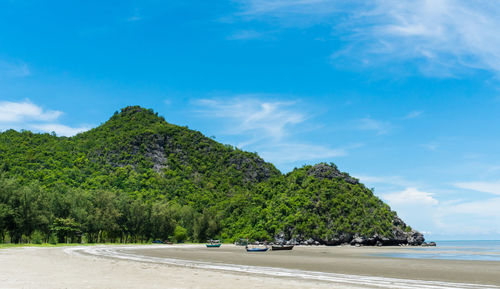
[{"left": 377, "top": 240, "right": 500, "bottom": 261}]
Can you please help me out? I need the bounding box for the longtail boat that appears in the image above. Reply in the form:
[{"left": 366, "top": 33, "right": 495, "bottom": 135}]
[
  {"left": 271, "top": 245, "right": 294, "bottom": 251},
  {"left": 206, "top": 243, "right": 221, "bottom": 248},
  {"left": 245, "top": 245, "right": 268, "bottom": 252},
  {"left": 206, "top": 239, "right": 221, "bottom": 248}
]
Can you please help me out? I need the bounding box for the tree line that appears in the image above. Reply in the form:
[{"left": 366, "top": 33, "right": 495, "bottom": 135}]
[{"left": 0, "top": 174, "right": 222, "bottom": 244}]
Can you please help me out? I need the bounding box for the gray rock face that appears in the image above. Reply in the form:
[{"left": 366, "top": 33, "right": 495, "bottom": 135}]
[
  {"left": 305, "top": 238, "right": 315, "bottom": 245},
  {"left": 350, "top": 236, "right": 365, "bottom": 245},
  {"left": 306, "top": 163, "right": 359, "bottom": 184},
  {"left": 275, "top": 215, "right": 425, "bottom": 246},
  {"left": 320, "top": 233, "right": 353, "bottom": 245},
  {"left": 394, "top": 216, "right": 425, "bottom": 245},
  {"left": 226, "top": 153, "right": 276, "bottom": 183},
  {"left": 406, "top": 230, "right": 425, "bottom": 245}
]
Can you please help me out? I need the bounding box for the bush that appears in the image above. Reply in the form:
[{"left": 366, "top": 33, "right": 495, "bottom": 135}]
[
  {"left": 48, "top": 233, "right": 58, "bottom": 245},
  {"left": 31, "top": 231, "right": 44, "bottom": 244},
  {"left": 173, "top": 225, "right": 187, "bottom": 243}
]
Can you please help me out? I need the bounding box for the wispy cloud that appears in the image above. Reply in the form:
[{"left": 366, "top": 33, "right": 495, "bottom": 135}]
[
  {"left": 363, "top": 0, "right": 500, "bottom": 76},
  {"left": 127, "top": 16, "right": 142, "bottom": 22},
  {"left": 197, "top": 97, "right": 305, "bottom": 141},
  {"left": 421, "top": 142, "right": 438, "bottom": 151},
  {"left": 454, "top": 181, "right": 500, "bottom": 195},
  {"left": 259, "top": 143, "right": 346, "bottom": 164},
  {"left": 0, "top": 59, "right": 30, "bottom": 78},
  {"left": 227, "top": 30, "right": 263, "bottom": 40},
  {"left": 195, "top": 96, "right": 346, "bottom": 167},
  {"left": 237, "top": 0, "right": 352, "bottom": 19},
  {"left": 0, "top": 100, "right": 89, "bottom": 137},
  {"left": 356, "top": 117, "right": 392, "bottom": 134},
  {"left": 127, "top": 7, "right": 142, "bottom": 22},
  {"left": 404, "top": 110, "right": 423, "bottom": 119},
  {"left": 442, "top": 197, "right": 500, "bottom": 218},
  {"left": 355, "top": 175, "right": 418, "bottom": 188},
  {"left": 235, "top": 0, "right": 500, "bottom": 76}
]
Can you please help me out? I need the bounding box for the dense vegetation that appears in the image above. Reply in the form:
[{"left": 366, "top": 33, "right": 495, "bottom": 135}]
[{"left": 0, "top": 106, "right": 422, "bottom": 245}]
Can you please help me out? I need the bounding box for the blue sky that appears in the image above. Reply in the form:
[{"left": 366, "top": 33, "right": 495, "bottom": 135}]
[{"left": 1, "top": 0, "right": 500, "bottom": 240}]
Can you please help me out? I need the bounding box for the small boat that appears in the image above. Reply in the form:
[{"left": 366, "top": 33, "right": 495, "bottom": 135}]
[
  {"left": 271, "top": 245, "right": 294, "bottom": 251},
  {"left": 245, "top": 245, "right": 268, "bottom": 252},
  {"left": 206, "top": 239, "right": 221, "bottom": 248},
  {"left": 206, "top": 243, "right": 221, "bottom": 248}
]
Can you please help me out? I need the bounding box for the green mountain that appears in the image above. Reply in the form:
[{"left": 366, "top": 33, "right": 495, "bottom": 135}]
[{"left": 0, "top": 106, "right": 423, "bottom": 245}]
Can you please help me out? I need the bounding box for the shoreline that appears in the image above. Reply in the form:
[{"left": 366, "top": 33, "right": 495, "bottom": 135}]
[
  {"left": 98, "top": 244, "right": 500, "bottom": 285},
  {"left": 1, "top": 244, "right": 499, "bottom": 289}
]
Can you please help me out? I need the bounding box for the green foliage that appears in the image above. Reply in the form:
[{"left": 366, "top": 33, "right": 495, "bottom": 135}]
[
  {"left": 31, "top": 230, "right": 44, "bottom": 244},
  {"left": 48, "top": 232, "right": 58, "bottom": 245},
  {"left": 173, "top": 225, "right": 187, "bottom": 243},
  {"left": 0, "top": 106, "right": 411, "bottom": 244},
  {"left": 51, "top": 217, "right": 80, "bottom": 243}
]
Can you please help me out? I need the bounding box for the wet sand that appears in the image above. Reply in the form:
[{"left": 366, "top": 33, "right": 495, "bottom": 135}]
[
  {"left": 122, "top": 244, "right": 500, "bottom": 285},
  {"left": 1, "top": 244, "right": 499, "bottom": 289}
]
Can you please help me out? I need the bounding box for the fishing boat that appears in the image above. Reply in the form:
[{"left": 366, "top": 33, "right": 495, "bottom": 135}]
[
  {"left": 245, "top": 245, "right": 268, "bottom": 252},
  {"left": 206, "top": 239, "right": 221, "bottom": 248},
  {"left": 271, "top": 245, "right": 294, "bottom": 251},
  {"left": 206, "top": 243, "right": 221, "bottom": 248}
]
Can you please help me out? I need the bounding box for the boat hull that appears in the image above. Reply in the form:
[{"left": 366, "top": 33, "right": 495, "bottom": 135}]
[
  {"left": 246, "top": 248, "right": 268, "bottom": 252},
  {"left": 206, "top": 244, "right": 221, "bottom": 248},
  {"left": 271, "top": 245, "right": 294, "bottom": 251}
]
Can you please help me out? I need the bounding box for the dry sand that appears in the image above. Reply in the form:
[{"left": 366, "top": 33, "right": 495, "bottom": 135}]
[{"left": 1, "top": 244, "right": 499, "bottom": 289}]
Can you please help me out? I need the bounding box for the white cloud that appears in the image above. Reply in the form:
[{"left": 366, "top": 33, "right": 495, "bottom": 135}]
[
  {"left": 31, "top": 123, "right": 90, "bottom": 137},
  {"left": 0, "top": 100, "right": 62, "bottom": 122},
  {"left": 358, "top": 174, "right": 500, "bottom": 237},
  {"left": 0, "top": 100, "right": 89, "bottom": 137},
  {"left": 382, "top": 187, "right": 439, "bottom": 205},
  {"left": 454, "top": 181, "right": 500, "bottom": 195},
  {"left": 356, "top": 117, "right": 391, "bottom": 134},
  {"left": 431, "top": 197, "right": 500, "bottom": 238},
  {"left": 236, "top": 0, "right": 500, "bottom": 76}
]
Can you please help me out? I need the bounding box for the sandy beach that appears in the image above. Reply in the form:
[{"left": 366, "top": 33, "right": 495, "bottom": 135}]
[{"left": 1, "top": 244, "right": 499, "bottom": 289}]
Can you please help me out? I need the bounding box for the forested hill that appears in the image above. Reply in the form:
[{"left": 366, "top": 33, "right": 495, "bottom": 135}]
[{"left": 0, "top": 106, "right": 424, "bottom": 246}]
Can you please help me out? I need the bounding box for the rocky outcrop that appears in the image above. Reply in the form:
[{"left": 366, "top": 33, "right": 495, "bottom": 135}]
[
  {"left": 225, "top": 153, "right": 277, "bottom": 183},
  {"left": 275, "top": 215, "right": 425, "bottom": 246},
  {"left": 279, "top": 231, "right": 424, "bottom": 246},
  {"left": 307, "top": 163, "right": 359, "bottom": 184}
]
